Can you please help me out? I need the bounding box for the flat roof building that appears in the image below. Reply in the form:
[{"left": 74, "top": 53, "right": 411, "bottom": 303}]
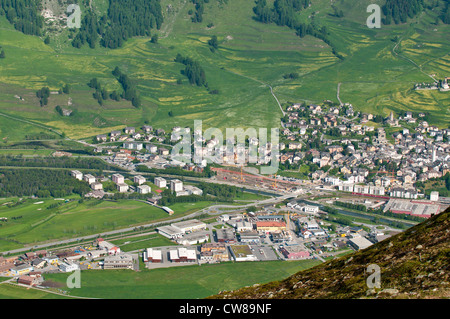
[
  {"left": 170, "top": 179, "right": 183, "bottom": 192},
  {"left": 59, "top": 262, "right": 79, "bottom": 272},
  {"left": 134, "top": 175, "right": 146, "bottom": 185},
  {"left": 117, "top": 183, "right": 129, "bottom": 193},
  {"left": 279, "top": 246, "right": 311, "bottom": 260},
  {"left": 137, "top": 184, "right": 151, "bottom": 194},
  {"left": 348, "top": 237, "right": 374, "bottom": 251},
  {"left": 229, "top": 245, "right": 257, "bottom": 262},
  {"left": 154, "top": 177, "right": 167, "bottom": 188},
  {"left": 216, "top": 228, "right": 237, "bottom": 243},
  {"left": 157, "top": 225, "right": 184, "bottom": 239},
  {"left": 71, "top": 170, "right": 83, "bottom": 181},
  {"left": 143, "top": 248, "right": 162, "bottom": 263},
  {"left": 112, "top": 174, "right": 125, "bottom": 184},
  {"left": 169, "top": 247, "right": 197, "bottom": 263},
  {"left": 171, "top": 219, "right": 206, "bottom": 233},
  {"left": 256, "top": 221, "right": 286, "bottom": 233},
  {"left": 83, "top": 174, "right": 96, "bottom": 184},
  {"left": 103, "top": 254, "right": 133, "bottom": 270}
]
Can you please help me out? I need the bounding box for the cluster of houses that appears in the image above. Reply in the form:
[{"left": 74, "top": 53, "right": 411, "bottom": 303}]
[
  {"left": 0, "top": 238, "right": 140, "bottom": 285},
  {"left": 280, "top": 102, "right": 449, "bottom": 202}
]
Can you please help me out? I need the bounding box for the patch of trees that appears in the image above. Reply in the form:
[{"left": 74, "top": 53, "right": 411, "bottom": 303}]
[
  {"left": 283, "top": 72, "right": 299, "bottom": 80},
  {"left": 382, "top": 0, "right": 424, "bottom": 25},
  {"left": 55, "top": 105, "right": 63, "bottom": 116},
  {"left": 0, "top": 0, "right": 43, "bottom": 36},
  {"left": 190, "top": 0, "right": 209, "bottom": 23},
  {"left": 88, "top": 78, "right": 108, "bottom": 106},
  {"left": 334, "top": 201, "right": 367, "bottom": 212},
  {"left": 0, "top": 169, "right": 91, "bottom": 197},
  {"left": 71, "top": 10, "right": 99, "bottom": 49},
  {"left": 112, "top": 67, "right": 141, "bottom": 108},
  {"left": 0, "top": 46, "right": 5, "bottom": 58},
  {"left": 36, "top": 87, "right": 50, "bottom": 106},
  {"left": 174, "top": 54, "right": 207, "bottom": 87},
  {"left": 208, "top": 35, "right": 219, "bottom": 52},
  {"left": 158, "top": 188, "right": 234, "bottom": 206},
  {"left": 196, "top": 182, "right": 242, "bottom": 199}
]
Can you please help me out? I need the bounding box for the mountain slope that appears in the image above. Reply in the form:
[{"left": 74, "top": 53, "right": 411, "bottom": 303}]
[
  {"left": 210, "top": 207, "right": 450, "bottom": 299},
  {"left": 0, "top": 0, "right": 449, "bottom": 142}
]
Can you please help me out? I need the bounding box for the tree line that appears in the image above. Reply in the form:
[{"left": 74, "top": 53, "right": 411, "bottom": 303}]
[
  {"left": 174, "top": 53, "right": 207, "bottom": 87},
  {"left": 87, "top": 67, "right": 141, "bottom": 108},
  {"left": 112, "top": 67, "right": 141, "bottom": 108},
  {"left": 0, "top": 155, "right": 117, "bottom": 170}
]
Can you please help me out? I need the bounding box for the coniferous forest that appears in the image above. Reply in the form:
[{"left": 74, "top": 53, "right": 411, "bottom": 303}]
[
  {"left": 382, "top": 0, "right": 424, "bottom": 25},
  {"left": 0, "top": 169, "right": 91, "bottom": 197},
  {"left": 0, "top": 0, "right": 43, "bottom": 36}
]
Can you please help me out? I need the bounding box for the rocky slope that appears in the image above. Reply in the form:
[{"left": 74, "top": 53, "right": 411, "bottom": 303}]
[{"left": 210, "top": 208, "right": 450, "bottom": 299}]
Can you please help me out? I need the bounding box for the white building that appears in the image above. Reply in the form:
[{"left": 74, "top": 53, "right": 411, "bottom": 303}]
[
  {"left": 123, "top": 142, "right": 143, "bottom": 150},
  {"left": 154, "top": 177, "right": 167, "bottom": 188},
  {"left": 134, "top": 175, "right": 146, "bottom": 185},
  {"left": 302, "top": 205, "right": 319, "bottom": 214},
  {"left": 236, "top": 221, "right": 254, "bottom": 232},
  {"left": 146, "top": 144, "right": 158, "bottom": 153},
  {"left": 117, "top": 183, "right": 129, "bottom": 193},
  {"left": 143, "top": 248, "right": 162, "bottom": 263},
  {"left": 103, "top": 254, "right": 133, "bottom": 269},
  {"left": 71, "top": 170, "right": 83, "bottom": 181},
  {"left": 170, "top": 179, "right": 183, "bottom": 192},
  {"left": 430, "top": 191, "right": 439, "bottom": 201},
  {"left": 157, "top": 225, "right": 184, "bottom": 239},
  {"left": 59, "top": 262, "right": 79, "bottom": 272},
  {"left": 137, "top": 184, "right": 151, "bottom": 194},
  {"left": 171, "top": 219, "right": 206, "bottom": 233},
  {"left": 83, "top": 174, "right": 96, "bottom": 184},
  {"left": 91, "top": 182, "right": 103, "bottom": 190},
  {"left": 183, "top": 185, "right": 203, "bottom": 196},
  {"left": 169, "top": 247, "right": 197, "bottom": 263},
  {"left": 112, "top": 174, "right": 125, "bottom": 184}
]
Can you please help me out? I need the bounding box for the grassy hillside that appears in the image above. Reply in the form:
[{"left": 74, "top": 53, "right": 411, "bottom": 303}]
[
  {"left": 0, "top": 197, "right": 213, "bottom": 251},
  {"left": 0, "top": 0, "right": 448, "bottom": 142},
  {"left": 211, "top": 207, "right": 450, "bottom": 299}
]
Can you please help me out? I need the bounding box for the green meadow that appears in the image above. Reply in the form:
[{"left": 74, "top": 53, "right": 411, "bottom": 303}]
[
  {"left": 0, "top": 198, "right": 213, "bottom": 251},
  {"left": 43, "top": 259, "right": 321, "bottom": 299},
  {"left": 0, "top": 0, "right": 448, "bottom": 144}
]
